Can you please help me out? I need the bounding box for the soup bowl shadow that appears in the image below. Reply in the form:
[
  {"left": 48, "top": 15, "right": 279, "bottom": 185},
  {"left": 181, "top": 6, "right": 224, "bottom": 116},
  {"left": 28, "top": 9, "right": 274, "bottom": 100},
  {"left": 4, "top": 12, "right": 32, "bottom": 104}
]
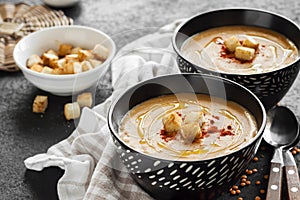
[
  {"left": 172, "top": 8, "right": 300, "bottom": 111},
  {"left": 108, "top": 73, "right": 266, "bottom": 200}
]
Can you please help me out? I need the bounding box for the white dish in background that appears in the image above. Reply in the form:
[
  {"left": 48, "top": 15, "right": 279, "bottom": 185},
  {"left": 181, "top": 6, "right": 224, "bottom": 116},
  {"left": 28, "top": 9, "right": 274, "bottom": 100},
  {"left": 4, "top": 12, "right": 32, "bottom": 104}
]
[
  {"left": 43, "top": 0, "right": 80, "bottom": 8},
  {"left": 13, "top": 25, "right": 116, "bottom": 96}
]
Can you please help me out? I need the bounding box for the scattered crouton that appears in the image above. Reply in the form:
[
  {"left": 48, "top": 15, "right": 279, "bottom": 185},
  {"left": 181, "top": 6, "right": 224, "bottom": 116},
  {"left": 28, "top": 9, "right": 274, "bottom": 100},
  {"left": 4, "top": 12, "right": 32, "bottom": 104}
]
[
  {"left": 33, "top": 95, "right": 48, "bottom": 113},
  {"left": 64, "top": 102, "right": 80, "bottom": 120},
  {"left": 77, "top": 92, "right": 92, "bottom": 108}
]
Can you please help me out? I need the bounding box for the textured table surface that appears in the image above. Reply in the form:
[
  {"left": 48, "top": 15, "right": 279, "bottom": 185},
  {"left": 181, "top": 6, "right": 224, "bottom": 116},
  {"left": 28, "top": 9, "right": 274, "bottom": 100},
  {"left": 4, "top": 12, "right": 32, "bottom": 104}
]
[{"left": 0, "top": 0, "right": 299, "bottom": 199}]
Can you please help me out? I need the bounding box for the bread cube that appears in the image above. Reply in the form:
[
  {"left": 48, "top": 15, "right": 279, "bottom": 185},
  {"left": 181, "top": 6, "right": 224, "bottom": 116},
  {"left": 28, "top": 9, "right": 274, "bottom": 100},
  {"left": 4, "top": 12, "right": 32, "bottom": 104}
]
[
  {"left": 32, "top": 95, "right": 48, "bottom": 113},
  {"left": 41, "top": 66, "right": 53, "bottom": 74},
  {"left": 30, "top": 64, "right": 43, "bottom": 72},
  {"left": 184, "top": 111, "right": 204, "bottom": 124},
  {"left": 56, "top": 58, "right": 66, "bottom": 68},
  {"left": 65, "top": 54, "right": 79, "bottom": 63},
  {"left": 88, "top": 58, "right": 102, "bottom": 68},
  {"left": 77, "top": 92, "right": 92, "bottom": 108},
  {"left": 27, "top": 54, "right": 43, "bottom": 68},
  {"left": 58, "top": 44, "right": 73, "bottom": 57},
  {"left": 64, "top": 102, "right": 81, "bottom": 120},
  {"left": 52, "top": 68, "right": 65, "bottom": 74},
  {"left": 162, "top": 112, "right": 182, "bottom": 133},
  {"left": 224, "top": 36, "right": 241, "bottom": 52},
  {"left": 78, "top": 50, "right": 94, "bottom": 62},
  {"left": 46, "top": 49, "right": 58, "bottom": 56},
  {"left": 73, "top": 62, "right": 82, "bottom": 74},
  {"left": 92, "top": 44, "right": 109, "bottom": 61},
  {"left": 81, "top": 60, "right": 93, "bottom": 72},
  {"left": 181, "top": 123, "right": 202, "bottom": 142},
  {"left": 41, "top": 53, "right": 59, "bottom": 66},
  {"left": 234, "top": 46, "right": 255, "bottom": 61},
  {"left": 242, "top": 37, "right": 259, "bottom": 49},
  {"left": 71, "top": 47, "right": 82, "bottom": 54},
  {"left": 64, "top": 61, "right": 82, "bottom": 74}
]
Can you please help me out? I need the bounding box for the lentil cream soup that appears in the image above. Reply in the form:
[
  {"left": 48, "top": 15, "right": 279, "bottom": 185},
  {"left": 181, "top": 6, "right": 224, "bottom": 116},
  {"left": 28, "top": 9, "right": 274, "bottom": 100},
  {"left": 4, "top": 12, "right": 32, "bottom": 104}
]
[
  {"left": 181, "top": 26, "right": 298, "bottom": 74},
  {"left": 119, "top": 93, "right": 257, "bottom": 161}
]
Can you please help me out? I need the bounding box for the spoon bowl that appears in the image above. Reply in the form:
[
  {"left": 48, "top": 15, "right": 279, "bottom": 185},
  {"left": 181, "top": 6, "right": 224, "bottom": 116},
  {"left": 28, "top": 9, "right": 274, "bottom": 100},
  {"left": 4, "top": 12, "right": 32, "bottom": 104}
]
[{"left": 264, "top": 106, "right": 299, "bottom": 148}]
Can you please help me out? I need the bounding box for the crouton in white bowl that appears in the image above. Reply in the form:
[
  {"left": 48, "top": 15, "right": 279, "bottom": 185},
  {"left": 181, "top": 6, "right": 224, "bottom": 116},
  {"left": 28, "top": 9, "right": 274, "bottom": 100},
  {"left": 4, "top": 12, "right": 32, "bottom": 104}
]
[{"left": 13, "top": 25, "right": 116, "bottom": 96}]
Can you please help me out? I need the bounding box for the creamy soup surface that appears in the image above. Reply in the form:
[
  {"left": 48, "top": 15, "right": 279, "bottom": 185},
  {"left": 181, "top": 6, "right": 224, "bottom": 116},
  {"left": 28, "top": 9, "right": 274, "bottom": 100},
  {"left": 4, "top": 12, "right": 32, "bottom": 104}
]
[
  {"left": 181, "top": 26, "right": 298, "bottom": 74},
  {"left": 119, "top": 93, "right": 258, "bottom": 161}
]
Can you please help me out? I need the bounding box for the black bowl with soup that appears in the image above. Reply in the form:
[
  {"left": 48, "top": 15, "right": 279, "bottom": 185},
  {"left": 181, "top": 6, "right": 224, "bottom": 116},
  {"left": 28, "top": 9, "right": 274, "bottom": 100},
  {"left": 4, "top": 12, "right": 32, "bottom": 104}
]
[
  {"left": 108, "top": 74, "right": 266, "bottom": 200},
  {"left": 172, "top": 8, "right": 300, "bottom": 110}
]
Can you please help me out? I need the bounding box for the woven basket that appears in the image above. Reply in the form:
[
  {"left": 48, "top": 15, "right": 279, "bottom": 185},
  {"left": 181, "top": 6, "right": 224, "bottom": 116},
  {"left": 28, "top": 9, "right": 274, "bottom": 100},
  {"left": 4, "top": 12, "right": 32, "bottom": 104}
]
[{"left": 0, "top": 3, "right": 73, "bottom": 72}]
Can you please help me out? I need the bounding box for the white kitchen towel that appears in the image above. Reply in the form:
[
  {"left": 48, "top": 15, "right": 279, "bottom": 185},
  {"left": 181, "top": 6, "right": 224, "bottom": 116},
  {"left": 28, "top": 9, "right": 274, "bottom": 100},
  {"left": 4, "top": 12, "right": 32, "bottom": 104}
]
[{"left": 24, "top": 19, "right": 184, "bottom": 200}]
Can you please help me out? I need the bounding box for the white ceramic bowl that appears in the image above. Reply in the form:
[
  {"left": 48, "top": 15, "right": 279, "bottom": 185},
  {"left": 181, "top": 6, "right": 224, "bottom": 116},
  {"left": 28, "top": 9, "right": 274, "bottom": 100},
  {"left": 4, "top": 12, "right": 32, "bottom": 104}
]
[
  {"left": 43, "top": 0, "right": 80, "bottom": 8},
  {"left": 13, "top": 25, "right": 116, "bottom": 96}
]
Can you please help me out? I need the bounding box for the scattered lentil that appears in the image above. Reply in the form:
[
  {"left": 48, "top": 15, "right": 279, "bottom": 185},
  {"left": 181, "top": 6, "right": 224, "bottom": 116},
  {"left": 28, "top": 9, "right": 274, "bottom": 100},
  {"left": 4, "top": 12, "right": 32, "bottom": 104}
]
[
  {"left": 241, "top": 175, "right": 247, "bottom": 179},
  {"left": 260, "top": 189, "right": 265, "bottom": 194},
  {"left": 255, "top": 196, "right": 261, "bottom": 200},
  {"left": 246, "top": 180, "right": 251, "bottom": 185},
  {"left": 255, "top": 180, "right": 261, "bottom": 185},
  {"left": 253, "top": 168, "right": 258, "bottom": 173},
  {"left": 253, "top": 156, "right": 259, "bottom": 161},
  {"left": 264, "top": 175, "right": 269, "bottom": 180},
  {"left": 240, "top": 182, "right": 246, "bottom": 187},
  {"left": 232, "top": 185, "right": 239, "bottom": 190}
]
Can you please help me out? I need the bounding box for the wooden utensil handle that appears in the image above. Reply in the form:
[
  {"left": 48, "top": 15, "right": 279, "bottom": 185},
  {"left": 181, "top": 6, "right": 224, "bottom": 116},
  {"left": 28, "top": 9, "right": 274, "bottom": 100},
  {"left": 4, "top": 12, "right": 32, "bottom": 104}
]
[
  {"left": 266, "top": 162, "right": 282, "bottom": 200},
  {"left": 285, "top": 165, "right": 300, "bottom": 200}
]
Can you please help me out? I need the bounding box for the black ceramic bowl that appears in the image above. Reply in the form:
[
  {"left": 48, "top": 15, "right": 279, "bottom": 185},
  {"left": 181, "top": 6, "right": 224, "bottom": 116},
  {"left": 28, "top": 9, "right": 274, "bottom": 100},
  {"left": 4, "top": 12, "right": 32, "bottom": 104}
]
[
  {"left": 108, "top": 73, "right": 266, "bottom": 200},
  {"left": 172, "top": 8, "right": 300, "bottom": 110}
]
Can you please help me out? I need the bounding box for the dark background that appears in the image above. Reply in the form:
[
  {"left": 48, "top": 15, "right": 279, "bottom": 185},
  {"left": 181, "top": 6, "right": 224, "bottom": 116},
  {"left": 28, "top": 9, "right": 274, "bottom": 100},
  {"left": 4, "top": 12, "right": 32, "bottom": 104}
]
[{"left": 0, "top": 0, "right": 299, "bottom": 199}]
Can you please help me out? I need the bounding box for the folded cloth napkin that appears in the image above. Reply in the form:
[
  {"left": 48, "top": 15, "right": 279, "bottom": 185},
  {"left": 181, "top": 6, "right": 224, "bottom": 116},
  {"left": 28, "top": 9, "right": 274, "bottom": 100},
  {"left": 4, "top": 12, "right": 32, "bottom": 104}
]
[{"left": 24, "top": 20, "right": 184, "bottom": 200}]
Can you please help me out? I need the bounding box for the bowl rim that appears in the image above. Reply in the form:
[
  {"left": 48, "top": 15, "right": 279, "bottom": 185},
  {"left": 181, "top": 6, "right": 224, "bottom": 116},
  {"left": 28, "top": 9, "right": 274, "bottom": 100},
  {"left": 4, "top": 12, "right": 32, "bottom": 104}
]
[
  {"left": 108, "top": 73, "right": 267, "bottom": 163},
  {"left": 13, "top": 25, "right": 116, "bottom": 80},
  {"left": 172, "top": 7, "right": 300, "bottom": 76}
]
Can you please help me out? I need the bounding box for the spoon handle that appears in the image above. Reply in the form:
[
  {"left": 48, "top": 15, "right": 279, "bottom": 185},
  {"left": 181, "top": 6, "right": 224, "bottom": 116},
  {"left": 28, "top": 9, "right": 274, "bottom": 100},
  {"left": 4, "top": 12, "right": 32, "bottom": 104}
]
[
  {"left": 266, "top": 162, "right": 283, "bottom": 200},
  {"left": 284, "top": 150, "right": 300, "bottom": 200},
  {"left": 266, "top": 147, "right": 283, "bottom": 200}
]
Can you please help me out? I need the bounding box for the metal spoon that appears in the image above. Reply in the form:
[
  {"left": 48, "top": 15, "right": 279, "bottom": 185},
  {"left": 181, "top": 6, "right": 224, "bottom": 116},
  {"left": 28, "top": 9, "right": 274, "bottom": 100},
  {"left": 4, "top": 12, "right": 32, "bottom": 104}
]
[{"left": 263, "top": 106, "right": 300, "bottom": 200}]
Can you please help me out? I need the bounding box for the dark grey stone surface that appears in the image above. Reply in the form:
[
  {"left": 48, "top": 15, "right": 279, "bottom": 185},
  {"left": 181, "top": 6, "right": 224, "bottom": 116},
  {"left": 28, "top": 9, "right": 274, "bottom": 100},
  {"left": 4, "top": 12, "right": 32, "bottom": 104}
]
[{"left": 0, "top": 0, "right": 299, "bottom": 199}]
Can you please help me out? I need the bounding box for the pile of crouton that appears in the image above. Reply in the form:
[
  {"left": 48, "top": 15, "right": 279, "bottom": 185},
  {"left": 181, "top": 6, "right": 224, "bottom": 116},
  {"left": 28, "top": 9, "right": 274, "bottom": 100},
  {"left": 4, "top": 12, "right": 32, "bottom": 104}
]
[
  {"left": 27, "top": 43, "right": 109, "bottom": 74},
  {"left": 224, "top": 36, "right": 259, "bottom": 61}
]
